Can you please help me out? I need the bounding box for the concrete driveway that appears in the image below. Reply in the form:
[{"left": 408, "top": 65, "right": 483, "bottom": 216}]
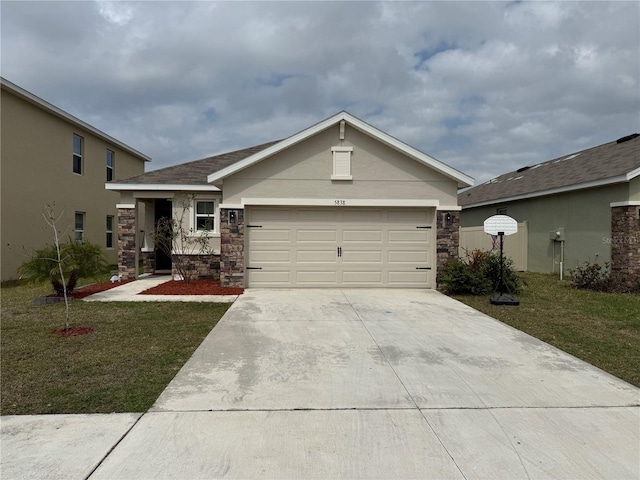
[{"left": 4, "top": 289, "right": 638, "bottom": 479}]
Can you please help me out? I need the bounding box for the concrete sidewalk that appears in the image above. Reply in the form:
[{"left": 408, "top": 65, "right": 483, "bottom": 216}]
[
  {"left": 2, "top": 289, "right": 639, "bottom": 479},
  {"left": 81, "top": 274, "right": 239, "bottom": 303}
]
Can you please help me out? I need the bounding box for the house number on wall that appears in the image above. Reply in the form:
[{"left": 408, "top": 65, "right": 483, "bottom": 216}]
[{"left": 334, "top": 200, "right": 346, "bottom": 206}]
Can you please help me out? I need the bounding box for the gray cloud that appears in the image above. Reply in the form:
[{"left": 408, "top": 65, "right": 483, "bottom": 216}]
[{"left": 2, "top": 1, "right": 638, "bottom": 184}]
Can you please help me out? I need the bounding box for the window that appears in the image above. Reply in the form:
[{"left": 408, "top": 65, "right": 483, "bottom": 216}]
[
  {"left": 195, "top": 200, "right": 215, "bottom": 231},
  {"left": 106, "top": 215, "right": 114, "bottom": 248},
  {"left": 75, "top": 212, "right": 85, "bottom": 242},
  {"left": 106, "top": 150, "right": 114, "bottom": 182},
  {"left": 73, "top": 134, "right": 83, "bottom": 174},
  {"left": 331, "top": 146, "right": 353, "bottom": 180}
]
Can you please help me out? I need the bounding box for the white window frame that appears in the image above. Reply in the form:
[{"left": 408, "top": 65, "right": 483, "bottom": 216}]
[
  {"left": 73, "top": 134, "right": 83, "bottom": 175},
  {"left": 331, "top": 146, "right": 353, "bottom": 180},
  {"left": 106, "top": 149, "right": 115, "bottom": 182},
  {"left": 106, "top": 215, "right": 114, "bottom": 249},
  {"left": 191, "top": 198, "right": 218, "bottom": 236},
  {"left": 74, "top": 212, "right": 85, "bottom": 243}
]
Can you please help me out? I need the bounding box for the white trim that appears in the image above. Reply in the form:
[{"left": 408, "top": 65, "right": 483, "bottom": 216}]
[
  {"left": 141, "top": 247, "right": 154, "bottom": 253},
  {"left": 331, "top": 175, "right": 353, "bottom": 181},
  {"left": 1, "top": 77, "right": 151, "bottom": 162},
  {"left": 218, "top": 204, "right": 244, "bottom": 210},
  {"left": 462, "top": 174, "right": 632, "bottom": 209},
  {"left": 106, "top": 183, "right": 220, "bottom": 192},
  {"left": 331, "top": 146, "right": 353, "bottom": 152},
  {"left": 116, "top": 203, "right": 136, "bottom": 209},
  {"left": 610, "top": 201, "right": 640, "bottom": 207},
  {"left": 241, "top": 198, "right": 440, "bottom": 207},
  {"left": 627, "top": 166, "right": 640, "bottom": 180},
  {"left": 207, "top": 111, "right": 474, "bottom": 188},
  {"left": 437, "top": 205, "right": 462, "bottom": 211}
]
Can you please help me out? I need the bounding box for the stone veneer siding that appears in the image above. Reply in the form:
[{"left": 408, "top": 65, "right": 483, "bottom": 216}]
[
  {"left": 436, "top": 210, "right": 460, "bottom": 283},
  {"left": 172, "top": 254, "right": 221, "bottom": 280},
  {"left": 117, "top": 208, "right": 137, "bottom": 279},
  {"left": 611, "top": 205, "right": 640, "bottom": 288},
  {"left": 220, "top": 208, "right": 245, "bottom": 287},
  {"left": 141, "top": 251, "right": 155, "bottom": 274}
]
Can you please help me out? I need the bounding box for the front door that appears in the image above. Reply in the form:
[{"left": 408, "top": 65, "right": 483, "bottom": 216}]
[{"left": 154, "top": 199, "right": 173, "bottom": 271}]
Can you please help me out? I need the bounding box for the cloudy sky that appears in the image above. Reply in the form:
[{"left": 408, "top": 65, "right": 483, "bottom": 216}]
[{"left": 2, "top": 1, "right": 638, "bottom": 184}]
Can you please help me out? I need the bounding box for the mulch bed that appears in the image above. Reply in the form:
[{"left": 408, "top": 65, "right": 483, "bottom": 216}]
[
  {"left": 46, "top": 279, "right": 134, "bottom": 299},
  {"left": 52, "top": 326, "right": 95, "bottom": 337},
  {"left": 140, "top": 278, "right": 244, "bottom": 296}
]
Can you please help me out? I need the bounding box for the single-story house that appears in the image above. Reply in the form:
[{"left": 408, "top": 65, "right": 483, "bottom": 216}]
[
  {"left": 107, "top": 111, "right": 473, "bottom": 288},
  {"left": 459, "top": 133, "right": 640, "bottom": 284}
]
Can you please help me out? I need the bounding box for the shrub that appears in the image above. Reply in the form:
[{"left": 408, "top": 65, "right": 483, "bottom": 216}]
[
  {"left": 570, "top": 261, "right": 612, "bottom": 292},
  {"left": 438, "top": 258, "right": 492, "bottom": 295},
  {"left": 439, "top": 249, "right": 521, "bottom": 295},
  {"left": 18, "top": 239, "right": 109, "bottom": 294}
]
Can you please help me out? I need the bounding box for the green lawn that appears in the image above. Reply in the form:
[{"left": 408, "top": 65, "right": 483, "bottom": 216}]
[
  {"left": 453, "top": 272, "right": 640, "bottom": 387},
  {"left": 1, "top": 280, "right": 230, "bottom": 415},
  {"left": 2, "top": 273, "right": 638, "bottom": 416}
]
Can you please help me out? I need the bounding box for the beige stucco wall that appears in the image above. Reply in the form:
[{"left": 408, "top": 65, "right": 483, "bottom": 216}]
[
  {"left": 1, "top": 87, "right": 146, "bottom": 281},
  {"left": 222, "top": 124, "right": 459, "bottom": 206},
  {"left": 629, "top": 176, "right": 640, "bottom": 201}
]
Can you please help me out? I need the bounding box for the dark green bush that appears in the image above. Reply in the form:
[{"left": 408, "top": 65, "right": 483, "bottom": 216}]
[
  {"left": 570, "top": 261, "right": 612, "bottom": 292},
  {"left": 439, "top": 249, "right": 522, "bottom": 295},
  {"left": 18, "top": 240, "right": 109, "bottom": 294}
]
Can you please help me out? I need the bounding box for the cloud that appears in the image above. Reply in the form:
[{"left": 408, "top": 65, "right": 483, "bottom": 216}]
[{"left": 1, "top": 1, "right": 638, "bottom": 184}]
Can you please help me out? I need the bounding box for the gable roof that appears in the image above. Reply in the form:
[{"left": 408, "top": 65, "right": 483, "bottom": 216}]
[
  {"left": 460, "top": 134, "right": 640, "bottom": 208},
  {"left": 207, "top": 111, "right": 473, "bottom": 188},
  {"left": 106, "top": 140, "right": 280, "bottom": 191},
  {"left": 1, "top": 77, "right": 151, "bottom": 163}
]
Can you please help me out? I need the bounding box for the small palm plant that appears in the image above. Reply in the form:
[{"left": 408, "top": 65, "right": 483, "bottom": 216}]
[{"left": 18, "top": 205, "right": 108, "bottom": 330}]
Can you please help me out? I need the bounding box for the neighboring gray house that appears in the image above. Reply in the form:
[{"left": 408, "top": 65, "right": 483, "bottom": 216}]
[
  {"left": 108, "top": 111, "right": 473, "bottom": 288},
  {"left": 459, "top": 134, "right": 640, "bottom": 283}
]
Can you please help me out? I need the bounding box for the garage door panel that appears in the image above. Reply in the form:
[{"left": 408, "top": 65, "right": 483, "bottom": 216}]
[
  {"left": 342, "top": 271, "right": 383, "bottom": 284},
  {"left": 342, "top": 210, "right": 383, "bottom": 222},
  {"left": 388, "top": 250, "right": 429, "bottom": 263},
  {"left": 250, "top": 270, "right": 292, "bottom": 286},
  {"left": 250, "top": 250, "right": 291, "bottom": 263},
  {"left": 297, "top": 271, "right": 338, "bottom": 284},
  {"left": 296, "top": 250, "right": 337, "bottom": 263},
  {"left": 391, "top": 210, "right": 432, "bottom": 223},
  {"left": 251, "top": 209, "right": 293, "bottom": 222},
  {"left": 388, "top": 270, "right": 430, "bottom": 285},
  {"left": 296, "top": 210, "right": 337, "bottom": 222},
  {"left": 251, "top": 229, "right": 291, "bottom": 242},
  {"left": 388, "top": 230, "right": 429, "bottom": 242},
  {"left": 342, "top": 250, "right": 383, "bottom": 263},
  {"left": 297, "top": 230, "right": 337, "bottom": 242},
  {"left": 342, "top": 230, "right": 383, "bottom": 242}
]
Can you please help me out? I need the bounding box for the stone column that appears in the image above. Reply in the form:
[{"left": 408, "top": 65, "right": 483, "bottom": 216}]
[
  {"left": 117, "top": 204, "right": 138, "bottom": 279},
  {"left": 220, "top": 208, "right": 245, "bottom": 288},
  {"left": 611, "top": 205, "right": 640, "bottom": 289},
  {"left": 436, "top": 210, "right": 460, "bottom": 283}
]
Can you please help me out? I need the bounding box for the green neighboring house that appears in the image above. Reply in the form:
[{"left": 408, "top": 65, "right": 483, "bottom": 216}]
[{"left": 459, "top": 134, "right": 640, "bottom": 284}]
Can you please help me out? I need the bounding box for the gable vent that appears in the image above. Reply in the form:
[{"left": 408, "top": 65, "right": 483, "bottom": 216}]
[{"left": 616, "top": 133, "right": 640, "bottom": 144}]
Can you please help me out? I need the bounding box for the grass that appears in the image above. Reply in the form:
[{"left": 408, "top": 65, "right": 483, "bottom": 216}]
[
  {"left": 452, "top": 272, "right": 640, "bottom": 387},
  {"left": 1, "top": 278, "right": 231, "bottom": 415}
]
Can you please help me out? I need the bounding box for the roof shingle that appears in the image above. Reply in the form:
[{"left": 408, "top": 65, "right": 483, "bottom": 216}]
[
  {"left": 115, "top": 140, "right": 281, "bottom": 186},
  {"left": 459, "top": 135, "right": 640, "bottom": 207}
]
